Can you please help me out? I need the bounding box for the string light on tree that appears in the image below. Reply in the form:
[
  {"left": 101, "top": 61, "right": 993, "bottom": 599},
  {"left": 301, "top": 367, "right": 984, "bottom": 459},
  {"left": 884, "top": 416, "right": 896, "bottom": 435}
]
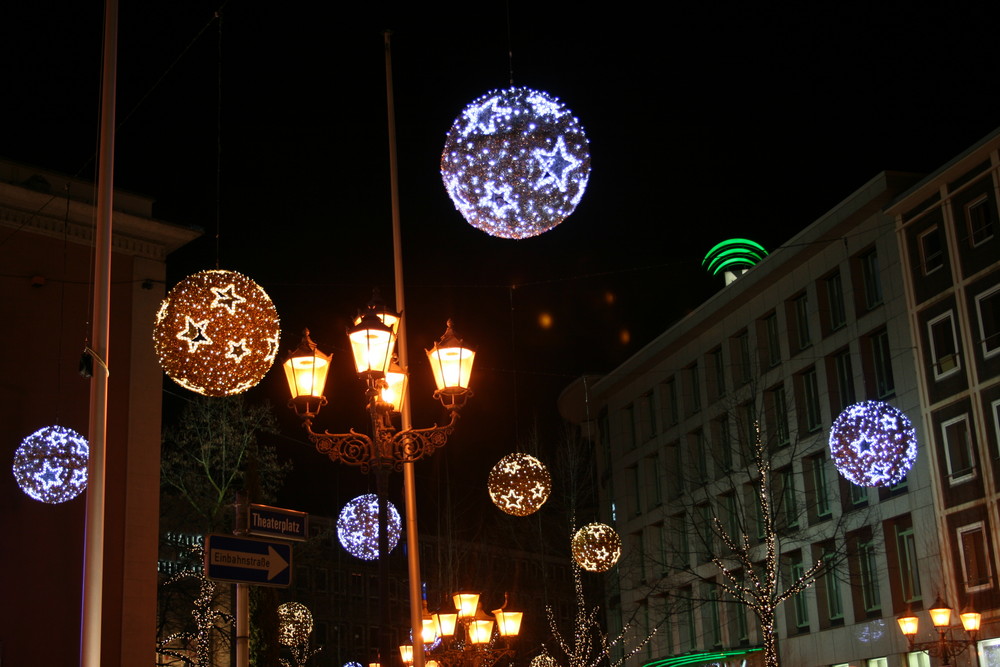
[
  {"left": 12, "top": 425, "right": 89, "bottom": 503},
  {"left": 153, "top": 269, "right": 280, "bottom": 397},
  {"left": 488, "top": 453, "right": 552, "bottom": 516},
  {"left": 829, "top": 400, "right": 917, "bottom": 487},
  {"left": 441, "top": 87, "right": 591, "bottom": 239},
  {"left": 571, "top": 523, "right": 621, "bottom": 572},
  {"left": 337, "top": 494, "right": 401, "bottom": 561}
]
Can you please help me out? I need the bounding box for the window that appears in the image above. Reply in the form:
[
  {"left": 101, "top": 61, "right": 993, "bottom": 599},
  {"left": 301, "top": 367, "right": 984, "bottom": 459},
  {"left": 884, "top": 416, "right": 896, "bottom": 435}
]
[
  {"left": 780, "top": 467, "right": 798, "bottom": 531},
  {"left": 906, "top": 651, "right": 931, "bottom": 667},
  {"left": 671, "top": 513, "right": 689, "bottom": 569},
  {"left": 706, "top": 586, "right": 722, "bottom": 648},
  {"left": 734, "top": 587, "right": 749, "bottom": 644},
  {"left": 688, "top": 363, "right": 701, "bottom": 414},
  {"left": 622, "top": 404, "right": 637, "bottom": 449},
  {"left": 649, "top": 455, "right": 663, "bottom": 506},
  {"left": 764, "top": 312, "right": 781, "bottom": 367},
  {"left": 957, "top": 522, "right": 993, "bottom": 592},
  {"left": 629, "top": 466, "right": 642, "bottom": 515},
  {"left": 810, "top": 455, "right": 831, "bottom": 519},
  {"left": 802, "top": 367, "right": 822, "bottom": 432},
  {"left": 918, "top": 225, "right": 945, "bottom": 275},
  {"left": 667, "top": 441, "right": 683, "bottom": 498},
  {"left": 871, "top": 329, "right": 895, "bottom": 397},
  {"left": 849, "top": 482, "right": 869, "bottom": 508},
  {"left": 711, "top": 347, "right": 726, "bottom": 398},
  {"left": 770, "top": 385, "right": 790, "bottom": 447},
  {"left": 834, "top": 348, "right": 856, "bottom": 409},
  {"left": 640, "top": 391, "right": 657, "bottom": 440},
  {"left": 826, "top": 272, "right": 846, "bottom": 331},
  {"left": 691, "top": 430, "right": 708, "bottom": 482},
  {"left": 897, "top": 526, "right": 922, "bottom": 603},
  {"left": 859, "top": 540, "right": 881, "bottom": 612},
  {"left": 822, "top": 548, "right": 844, "bottom": 622},
  {"left": 928, "top": 310, "right": 961, "bottom": 379},
  {"left": 975, "top": 284, "right": 1000, "bottom": 358},
  {"left": 966, "top": 194, "right": 996, "bottom": 246},
  {"left": 665, "top": 378, "right": 679, "bottom": 425},
  {"left": 859, "top": 249, "right": 883, "bottom": 309},
  {"left": 737, "top": 330, "right": 752, "bottom": 383},
  {"left": 739, "top": 402, "right": 757, "bottom": 458},
  {"left": 790, "top": 554, "right": 809, "bottom": 630},
  {"left": 942, "top": 414, "right": 976, "bottom": 484},
  {"left": 715, "top": 415, "right": 733, "bottom": 474},
  {"left": 698, "top": 503, "right": 714, "bottom": 561},
  {"left": 718, "top": 492, "right": 739, "bottom": 543},
  {"left": 794, "top": 293, "right": 811, "bottom": 350}
]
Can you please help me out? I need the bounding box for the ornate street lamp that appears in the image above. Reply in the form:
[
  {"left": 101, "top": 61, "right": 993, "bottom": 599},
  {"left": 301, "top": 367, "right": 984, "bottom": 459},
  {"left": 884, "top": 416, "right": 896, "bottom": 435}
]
[
  {"left": 407, "top": 592, "right": 523, "bottom": 667},
  {"left": 897, "top": 595, "right": 981, "bottom": 666},
  {"left": 283, "top": 296, "right": 476, "bottom": 666}
]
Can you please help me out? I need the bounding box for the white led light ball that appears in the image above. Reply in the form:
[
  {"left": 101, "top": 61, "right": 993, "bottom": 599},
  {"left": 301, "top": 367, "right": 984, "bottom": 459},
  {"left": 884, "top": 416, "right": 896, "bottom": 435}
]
[
  {"left": 278, "top": 602, "right": 314, "bottom": 646},
  {"left": 337, "top": 494, "right": 401, "bottom": 561},
  {"left": 829, "top": 400, "right": 917, "bottom": 487},
  {"left": 488, "top": 453, "right": 552, "bottom": 516},
  {"left": 153, "top": 269, "right": 280, "bottom": 397},
  {"left": 441, "top": 87, "right": 591, "bottom": 239},
  {"left": 13, "top": 425, "right": 89, "bottom": 503},
  {"left": 571, "top": 523, "right": 621, "bottom": 573}
]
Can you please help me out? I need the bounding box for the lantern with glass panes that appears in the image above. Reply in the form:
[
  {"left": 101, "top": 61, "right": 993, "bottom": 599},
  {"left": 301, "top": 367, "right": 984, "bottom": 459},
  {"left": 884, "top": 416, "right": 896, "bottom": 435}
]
[{"left": 897, "top": 595, "right": 981, "bottom": 666}]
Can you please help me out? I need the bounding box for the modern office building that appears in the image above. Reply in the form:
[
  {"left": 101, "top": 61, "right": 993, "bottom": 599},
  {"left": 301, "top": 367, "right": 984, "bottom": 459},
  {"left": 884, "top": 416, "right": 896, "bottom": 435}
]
[{"left": 560, "top": 128, "right": 1000, "bottom": 667}]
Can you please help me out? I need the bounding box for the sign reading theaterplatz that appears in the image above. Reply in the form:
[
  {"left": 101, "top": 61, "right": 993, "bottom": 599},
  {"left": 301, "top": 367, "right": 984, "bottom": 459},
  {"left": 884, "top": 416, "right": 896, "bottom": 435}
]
[
  {"left": 204, "top": 534, "right": 292, "bottom": 587},
  {"left": 247, "top": 503, "right": 308, "bottom": 541}
]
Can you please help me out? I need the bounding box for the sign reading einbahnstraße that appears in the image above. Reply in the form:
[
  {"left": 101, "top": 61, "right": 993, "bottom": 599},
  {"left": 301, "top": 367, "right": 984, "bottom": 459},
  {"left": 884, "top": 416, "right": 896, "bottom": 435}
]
[
  {"left": 247, "top": 503, "right": 308, "bottom": 542},
  {"left": 204, "top": 534, "right": 292, "bottom": 587}
]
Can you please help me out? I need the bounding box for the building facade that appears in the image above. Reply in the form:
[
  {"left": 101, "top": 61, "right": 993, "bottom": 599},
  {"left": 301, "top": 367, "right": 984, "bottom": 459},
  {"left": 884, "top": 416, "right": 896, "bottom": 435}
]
[{"left": 560, "top": 128, "right": 1000, "bottom": 667}]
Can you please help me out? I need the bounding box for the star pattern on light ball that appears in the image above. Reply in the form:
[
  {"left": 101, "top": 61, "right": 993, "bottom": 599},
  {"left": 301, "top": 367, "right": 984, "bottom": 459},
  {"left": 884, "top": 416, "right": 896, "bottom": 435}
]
[
  {"left": 153, "top": 269, "right": 280, "bottom": 397},
  {"left": 278, "top": 602, "right": 314, "bottom": 647},
  {"left": 829, "top": 400, "right": 917, "bottom": 487},
  {"left": 441, "top": 87, "right": 591, "bottom": 239},
  {"left": 13, "top": 425, "right": 89, "bottom": 503},
  {"left": 571, "top": 523, "right": 621, "bottom": 573},
  {"left": 337, "top": 494, "right": 401, "bottom": 561},
  {"left": 488, "top": 453, "right": 552, "bottom": 517}
]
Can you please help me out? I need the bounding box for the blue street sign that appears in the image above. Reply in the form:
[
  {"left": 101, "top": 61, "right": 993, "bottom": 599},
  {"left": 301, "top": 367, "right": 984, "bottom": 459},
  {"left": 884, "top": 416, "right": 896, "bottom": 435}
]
[
  {"left": 247, "top": 503, "right": 308, "bottom": 542},
  {"left": 204, "top": 534, "right": 292, "bottom": 587}
]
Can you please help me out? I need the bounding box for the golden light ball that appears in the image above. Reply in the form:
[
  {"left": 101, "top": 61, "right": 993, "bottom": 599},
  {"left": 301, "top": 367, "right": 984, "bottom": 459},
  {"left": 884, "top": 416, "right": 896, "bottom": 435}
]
[
  {"left": 488, "top": 453, "right": 552, "bottom": 517},
  {"left": 571, "top": 523, "right": 621, "bottom": 572},
  {"left": 153, "top": 269, "right": 280, "bottom": 396},
  {"left": 278, "top": 602, "right": 313, "bottom": 646}
]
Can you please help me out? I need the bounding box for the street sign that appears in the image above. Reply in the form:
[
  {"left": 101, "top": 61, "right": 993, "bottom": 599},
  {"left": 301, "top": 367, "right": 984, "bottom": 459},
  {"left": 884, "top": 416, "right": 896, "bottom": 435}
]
[
  {"left": 204, "top": 534, "right": 292, "bottom": 587},
  {"left": 247, "top": 503, "right": 308, "bottom": 542}
]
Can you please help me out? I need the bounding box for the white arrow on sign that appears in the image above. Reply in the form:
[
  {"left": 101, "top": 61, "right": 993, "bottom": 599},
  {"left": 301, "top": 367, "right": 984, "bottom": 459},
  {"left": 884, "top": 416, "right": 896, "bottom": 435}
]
[{"left": 210, "top": 545, "right": 289, "bottom": 581}]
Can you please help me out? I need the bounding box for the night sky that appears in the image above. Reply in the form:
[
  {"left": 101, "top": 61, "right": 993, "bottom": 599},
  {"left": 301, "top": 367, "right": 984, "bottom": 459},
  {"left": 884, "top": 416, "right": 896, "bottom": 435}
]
[{"left": 3, "top": 2, "right": 998, "bottom": 520}]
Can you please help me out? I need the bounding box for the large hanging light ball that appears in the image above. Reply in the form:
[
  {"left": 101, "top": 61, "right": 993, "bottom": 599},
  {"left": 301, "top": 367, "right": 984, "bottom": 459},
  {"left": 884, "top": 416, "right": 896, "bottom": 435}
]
[
  {"left": 13, "top": 425, "right": 89, "bottom": 504},
  {"left": 829, "top": 400, "right": 917, "bottom": 487},
  {"left": 571, "top": 523, "right": 621, "bottom": 573},
  {"left": 153, "top": 269, "right": 280, "bottom": 397},
  {"left": 278, "top": 602, "right": 314, "bottom": 646},
  {"left": 531, "top": 654, "right": 557, "bottom": 667},
  {"left": 488, "top": 453, "right": 552, "bottom": 516},
  {"left": 441, "top": 86, "right": 591, "bottom": 240},
  {"left": 337, "top": 493, "right": 402, "bottom": 561}
]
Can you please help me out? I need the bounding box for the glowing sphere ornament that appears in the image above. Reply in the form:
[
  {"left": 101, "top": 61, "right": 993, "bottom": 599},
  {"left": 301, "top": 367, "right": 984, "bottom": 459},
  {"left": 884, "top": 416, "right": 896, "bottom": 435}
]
[
  {"left": 337, "top": 494, "right": 402, "bottom": 561},
  {"left": 571, "top": 523, "right": 621, "bottom": 573},
  {"left": 531, "top": 654, "right": 557, "bottom": 667},
  {"left": 488, "top": 453, "right": 552, "bottom": 516},
  {"left": 153, "top": 269, "right": 280, "bottom": 397},
  {"left": 13, "top": 425, "right": 89, "bottom": 504},
  {"left": 278, "top": 602, "right": 314, "bottom": 646},
  {"left": 441, "top": 87, "right": 590, "bottom": 239},
  {"left": 829, "top": 400, "right": 917, "bottom": 487}
]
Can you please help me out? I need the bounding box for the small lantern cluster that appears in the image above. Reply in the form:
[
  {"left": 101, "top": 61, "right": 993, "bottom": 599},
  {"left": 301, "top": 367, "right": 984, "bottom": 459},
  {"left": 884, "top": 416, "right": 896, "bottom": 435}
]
[
  {"left": 401, "top": 592, "right": 523, "bottom": 666},
  {"left": 897, "top": 595, "right": 981, "bottom": 663}
]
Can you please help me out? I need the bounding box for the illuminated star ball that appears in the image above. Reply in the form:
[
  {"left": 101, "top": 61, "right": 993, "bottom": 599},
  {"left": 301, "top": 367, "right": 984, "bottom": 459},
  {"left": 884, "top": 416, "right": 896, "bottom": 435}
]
[
  {"left": 571, "top": 523, "right": 621, "bottom": 573},
  {"left": 153, "top": 269, "right": 280, "bottom": 397},
  {"left": 488, "top": 453, "right": 552, "bottom": 516},
  {"left": 337, "top": 494, "right": 401, "bottom": 561},
  {"left": 13, "top": 425, "right": 89, "bottom": 503},
  {"left": 441, "top": 86, "right": 591, "bottom": 239},
  {"left": 278, "top": 602, "right": 313, "bottom": 646},
  {"left": 829, "top": 400, "right": 917, "bottom": 487},
  {"left": 531, "top": 654, "right": 557, "bottom": 667}
]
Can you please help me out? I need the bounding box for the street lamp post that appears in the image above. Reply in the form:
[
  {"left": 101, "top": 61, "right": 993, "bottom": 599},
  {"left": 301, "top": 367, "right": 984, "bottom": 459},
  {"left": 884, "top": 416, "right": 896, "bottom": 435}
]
[
  {"left": 897, "top": 595, "right": 982, "bottom": 666},
  {"left": 284, "top": 302, "right": 475, "bottom": 666},
  {"left": 400, "top": 592, "right": 523, "bottom": 667}
]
